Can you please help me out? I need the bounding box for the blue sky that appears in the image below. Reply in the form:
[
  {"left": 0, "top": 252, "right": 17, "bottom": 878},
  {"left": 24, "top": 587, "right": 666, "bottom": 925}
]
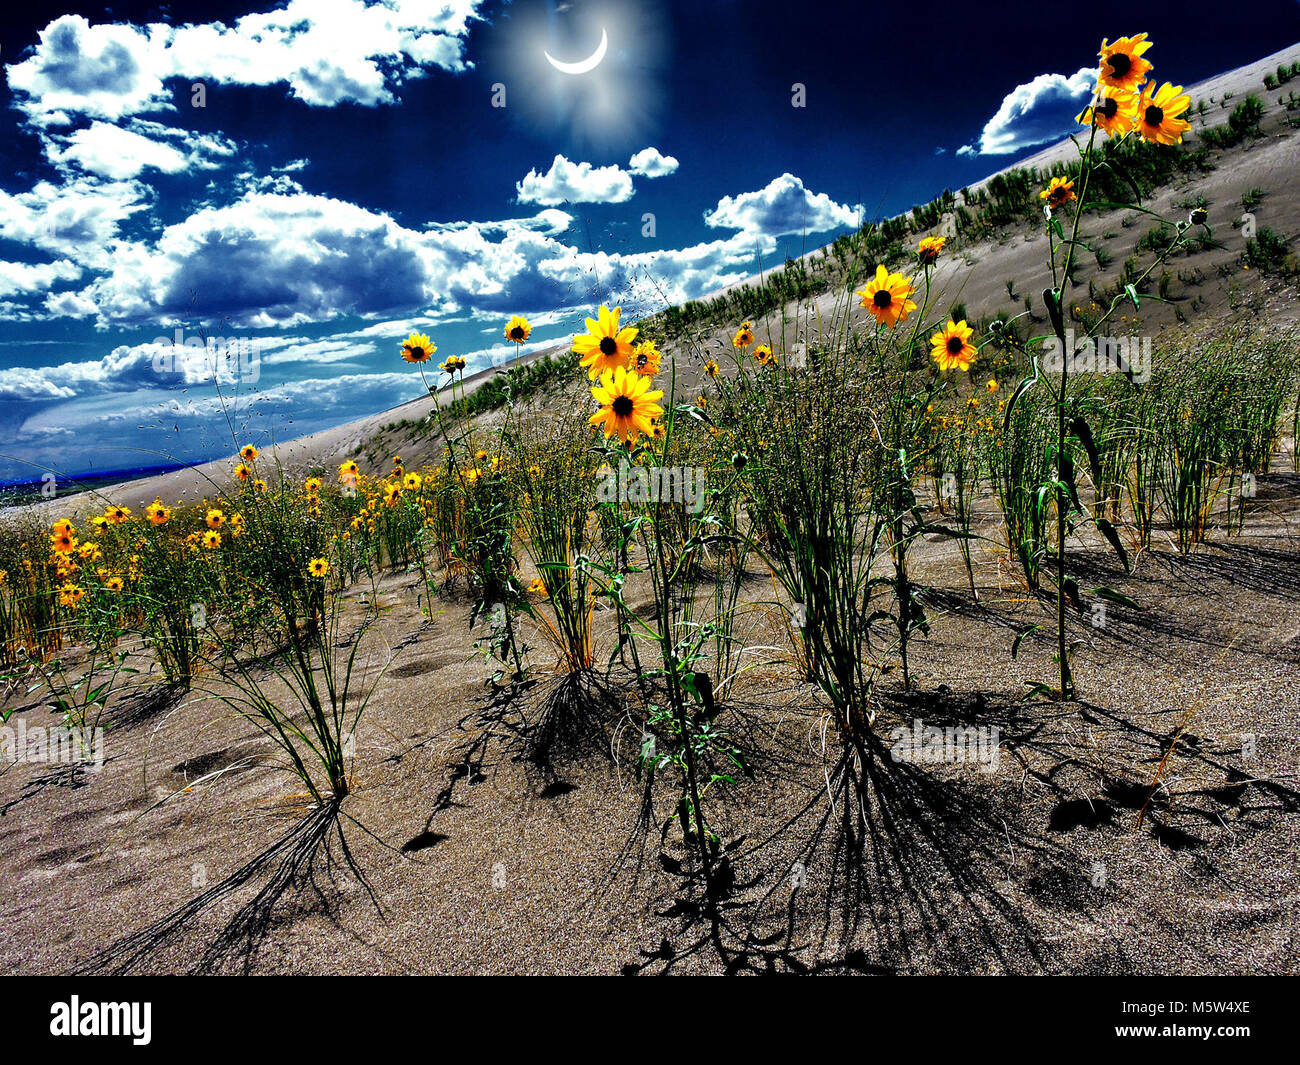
[{"left": 1, "top": 0, "right": 1298, "bottom": 482}]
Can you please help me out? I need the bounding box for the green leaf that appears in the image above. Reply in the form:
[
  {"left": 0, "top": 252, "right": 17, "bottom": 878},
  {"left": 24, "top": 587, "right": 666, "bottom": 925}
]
[
  {"left": 1011, "top": 624, "right": 1039, "bottom": 659},
  {"left": 1069, "top": 416, "right": 1102, "bottom": 489},
  {"left": 1003, "top": 357, "right": 1040, "bottom": 433},
  {"left": 1124, "top": 283, "right": 1140, "bottom": 311},
  {"left": 1092, "top": 585, "right": 1141, "bottom": 609},
  {"left": 1095, "top": 517, "right": 1130, "bottom": 572}
]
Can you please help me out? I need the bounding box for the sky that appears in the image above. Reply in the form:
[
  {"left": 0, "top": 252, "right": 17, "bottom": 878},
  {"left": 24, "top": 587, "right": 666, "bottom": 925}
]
[{"left": 1, "top": 0, "right": 1298, "bottom": 483}]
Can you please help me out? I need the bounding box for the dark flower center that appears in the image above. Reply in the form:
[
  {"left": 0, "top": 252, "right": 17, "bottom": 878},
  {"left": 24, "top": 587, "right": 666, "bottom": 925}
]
[
  {"left": 612, "top": 395, "right": 634, "bottom": 417},
  {"left": 946, "top": 336, "right": 965, "bottom": 355},
  {"left": 410, "top": 346, "right": 425, "bottom": 359},
  {"left": 1098, "top": 97, "right": 1119, "bottom": 119},
  {"left": 599, "top": 336, "right": 618, "bottom": 356},
  {"left": 637, "top": 353, "right": 648, "bottom": 368},
  {"left": 1144, "top": 104, "right": 1164, "bottom": 126},
  {"left": 873, "top": 289, "right": 893, "bottom": 308},
  {"left": 510, "top": 327, "right": 525, "bottom": 340},
  {"left": 1108, "top": 53, "right": 1132, "bottom": 78}
]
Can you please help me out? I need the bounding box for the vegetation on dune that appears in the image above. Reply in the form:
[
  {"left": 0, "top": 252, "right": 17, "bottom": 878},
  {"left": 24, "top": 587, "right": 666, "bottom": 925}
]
[{"left": 4, "top": 32, "right": 1300, "bottom": 968}]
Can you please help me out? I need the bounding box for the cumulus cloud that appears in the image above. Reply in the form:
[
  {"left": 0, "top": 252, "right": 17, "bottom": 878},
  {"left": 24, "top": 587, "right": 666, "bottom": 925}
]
[
  {"left": 704, "top": 173, "right": 861, "bottom": 237},
  {"left": 5, "top": 3, "right": 487, "bottom": 123},
  {"left": 957, "top": 67, "right": 1095, "bottom": 156},
  {"left": 0, "top": 259, "right": 82, "bottom": 299},
  {"left": 48, "top": 122, "right": 189, "bottom": 179},
  {"left": 628, "top": 146, "right": 679, "bottom": 178},
  {"left": 0, "top": 178, "right": 151, "bottom": 268},
  {"left": 515, "top": 155, "right": 635, "bottom": 206}
]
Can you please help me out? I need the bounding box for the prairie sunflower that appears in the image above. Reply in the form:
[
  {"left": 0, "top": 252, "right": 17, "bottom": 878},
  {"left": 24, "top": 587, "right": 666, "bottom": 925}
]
[
  {"left": 105, "top": 505, "right": 131, "bottom": 525},
  {"left": 1077, "top": 87, "right": 1138, "bottom": 136},
  {"left": 1135, "top": 82, "right": 1191, "bottom": 145},
  {"left": 1098, "top": 34, "right": 1153, "bottom": 94},
  {"left": 704, "top": 359, "right": 720, "bottom": 378},
  {"left": 1040, "top": 177, "right": 1076, "bottom": 209},
  {"left": 202, "top": 530, "right": 221, "bottom": 550},
  {"left": 239, "top": 444, "right": 259, "bottom": 462},
  {"left": 504, "top": 315, "right": 532, "bottom": 344},
  {"left": 50, "top": 530, "right": 77, "bottom": 554},
  {"left": 632, "top": 340, "right": 661, "bottom": 377},
  {"left": 52, "top": 518, "right": 74, "bottom": 537},
  {"left": 732, "top": 321, "right": 754, "bottom": 349},
  {"left": 589, "top": 366, "right": 665, "bottom": 445},
  {"left": 205, "top": 508, "right": 225, "bottom": 529},
  {"left": 338, "top": 459, "right": 359, "bottom": 482},
  {"left": 105, "top": 575, "right": 124, "bottom": 593},
  {"left": 986, "top": 379, "right": 999, "bottom": 393},
  {"left": 404, "top": 472, "right": 422, "bottom": 491},
  {"left": 59, "top": 583, "right": 84, "bottom": 608},
  {"left": 573, "top": 305, "right": 637, "bottom": 379},
  {"left": 527, "top": 577, "right": 548, "bottom": 596},
  {"left": 233, "top": 462, "right": 252, "bottom": 482},
  {"left": 753, "top": 344, "right": 778, "bottom": 368},
  {"left": 438, "top": 355, "right": 466, "bottom": 374},
  {"left": 146, "top": 500, "right": 171, "bottom": 525},
  {"left": 305, "top": 476, "right": 322, "bottom": 496},
  {"left": 930, "top": 320, "right": 977, "bottom": 373},
  {"left": 400, "top": 332, "right": 436, "bottom": 363},
  {"left": 918, "top": 235, "right": 947, "bottom": 265},
  {"left": 858, "top": 265, "right": 917, "bottom": 327},
  {"left": 254, "top": 479, "right": 268, "bottom": 493},
  {"left": 308, "top": 558, "right": 329, "bottom": 579}
]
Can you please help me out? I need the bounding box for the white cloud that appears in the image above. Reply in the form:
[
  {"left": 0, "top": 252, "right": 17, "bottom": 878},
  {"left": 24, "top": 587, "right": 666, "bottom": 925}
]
[
  {"left": 628, "top": 146, "right": 679, "bottom": 178},
  {"left": 5, "top": 3, "right": 487, "bottom": 123},
  {"left": 703, "top": 173, "right": 861, "bottom": 237},
  {"left": 0, "top": 178, "right": 151, "bottom": 268},
  {"left": 958, "top": 67, "right": 1095, "bottom": 156},
  {"left": 0, "top": 259, "right": 81, "bottom": 299},
  {"left": 49, "top": 122, "right": 189, "bottom": 180},
  {"left": 515, "top": 155, "right": 635, "bottom": 206}
]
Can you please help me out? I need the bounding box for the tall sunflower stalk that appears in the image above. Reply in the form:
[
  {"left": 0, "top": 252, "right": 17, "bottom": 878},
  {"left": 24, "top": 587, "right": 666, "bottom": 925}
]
[{"left": 1001, "top": 32, "right": 1204, "bottom": 699}]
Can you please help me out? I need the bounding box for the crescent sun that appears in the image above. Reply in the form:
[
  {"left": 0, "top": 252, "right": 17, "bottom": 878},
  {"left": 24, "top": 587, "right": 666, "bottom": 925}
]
[{"left": 544, "top": 28, "right": 608, "bottom": 75}]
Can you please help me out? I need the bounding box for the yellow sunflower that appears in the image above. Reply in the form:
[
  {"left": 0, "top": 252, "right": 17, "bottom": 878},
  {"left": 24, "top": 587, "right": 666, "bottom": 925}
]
[
  {"left": 400, "top": 332, "right": 436, "bottom": 363},
  {"left": 632, "top": 340, "right": 661, "bottom": 377},
  {"left": 930, "top": 320, "right": 977, "bottom": 373},
  {"left": 59, "top": 583, "right": 84, "bottom": 608},
  {"left": 704, "top": 359, "right": 720, "bottom": 378},
  {"left": 527, "top": 577, "right": 548, "bottom": 596},
  {"left": 1040, "top": 177, "right": 1076, "bottom": 209},
  {"left": 233, "top": 462, "right": 252, "bottom": 482},
  {"left": 504, "top": 315, "right": 532, "bottom": 344},
  {"left": 105, "top": 575, "right": 124, "bottom": 593},
  {"left": 1135, "top": 82, "right": 1191, "bottom": 145},
  {"left": 1098, "top": 34, "right": 1153, "bottom": 94},
  {"left": 573, "top": 305, "right": 637, "bottom": 379},
  {"left": 239, "top": 444, "right": 259, "bottom": 462},
  {"left": 338, "top": 459, "right": 359, "bottom": 482},
  {"left": 858, "top": 265, "right": 917, "bottom": 327},
  {"left": 918, "top": 235, "right": 947, "bottom": 265},
  {"left": 1078, "top": 87, "right": 1138, "bottom": 137},
  {"left": 438, "top": 355, "right": 466, "bottom": 374},
  {"left": 52, "top": 518, "right": 74, "bottom": 537},
  {"left": 202, "top": 530, "right": 221, "bottom": 550},
  {"left": 105, "top": 505, "right": 131, "bottom": 525},
  {"left": 254, "top": 479, "right": 268, "bottom": 493},
  {"left": 732, "top": 321, "right": 755, "bottom": 349},
  {"left": 305, "top": 476, "right": 322, "bottom": 496},
  {"left": 753, "top": 344, "right": 778, "bottom": 368},
  {"left": 50, "top": 530, "right": 77, "bottom": 554},
  {"left": 146, "top": 500, "right": 171, "bottom": 525},
  {"left": 308, "top": 558, "right": 329, "bottom": 579},
  {"left": 589, "top": 366, "right": 665, "bottom": 445},
  {"left": 205, "top": 507, "right": 225, "bottom": 529}
]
